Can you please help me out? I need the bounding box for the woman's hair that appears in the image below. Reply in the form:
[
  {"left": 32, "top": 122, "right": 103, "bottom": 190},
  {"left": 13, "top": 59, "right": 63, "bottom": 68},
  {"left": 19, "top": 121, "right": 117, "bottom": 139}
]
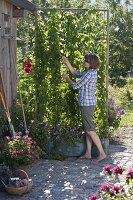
[{"left": 84, "top": 53, "right": 100, "bottom": 69}]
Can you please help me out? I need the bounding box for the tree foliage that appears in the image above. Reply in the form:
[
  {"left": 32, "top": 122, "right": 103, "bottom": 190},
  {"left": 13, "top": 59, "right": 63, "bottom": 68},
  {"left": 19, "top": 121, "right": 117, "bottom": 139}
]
[{"left": 109, "top": 6, "right": 133, "bottom": 86}]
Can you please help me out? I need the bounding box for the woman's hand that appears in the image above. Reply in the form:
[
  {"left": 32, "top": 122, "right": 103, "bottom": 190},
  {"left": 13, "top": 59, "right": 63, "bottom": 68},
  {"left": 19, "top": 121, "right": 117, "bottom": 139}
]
[
  {"left": 62, "top": 56, "right": 76, "bottom": 75},
  {"left": 62, "top": 73, "right": 69, "bottom": 80},
  {"left": 62, "top": 73, "right": 74, "bottom": 86},
  {"left": 62, "top": 56, "right": 70, "bottom": 66}
]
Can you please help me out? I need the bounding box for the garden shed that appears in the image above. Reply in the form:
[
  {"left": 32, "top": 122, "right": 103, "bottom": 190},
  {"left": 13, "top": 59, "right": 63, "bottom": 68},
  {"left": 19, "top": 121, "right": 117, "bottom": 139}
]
[{"left": 0, "top": 0, "right": 36, "bottom": 109}]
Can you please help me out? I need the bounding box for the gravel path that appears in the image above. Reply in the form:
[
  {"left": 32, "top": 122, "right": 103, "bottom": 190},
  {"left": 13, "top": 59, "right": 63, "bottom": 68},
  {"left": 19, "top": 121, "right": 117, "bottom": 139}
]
[{"left": 0, "top": 127, "right": 133, "bottom": 200}]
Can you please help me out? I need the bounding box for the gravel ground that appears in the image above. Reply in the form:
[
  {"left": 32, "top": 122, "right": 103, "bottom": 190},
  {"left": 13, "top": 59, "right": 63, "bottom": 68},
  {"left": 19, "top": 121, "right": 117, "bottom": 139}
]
[{"left": 0, "top": 127, "right": 133, "bottom": 200}]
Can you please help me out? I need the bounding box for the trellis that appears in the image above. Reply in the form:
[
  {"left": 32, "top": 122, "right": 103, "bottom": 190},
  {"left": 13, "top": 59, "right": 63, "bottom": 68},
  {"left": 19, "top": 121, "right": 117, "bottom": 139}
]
[{"left": 35, "top": 7, "right": 110, "bottom": 128}]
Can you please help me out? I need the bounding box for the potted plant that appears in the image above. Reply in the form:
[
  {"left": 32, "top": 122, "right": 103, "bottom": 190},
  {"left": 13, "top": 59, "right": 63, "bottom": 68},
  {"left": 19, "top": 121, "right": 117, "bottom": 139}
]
[
  {"left": 49, "top": 124, "right": 86, "bottom": 157},
  {"left": 1, "top": 135, "right": 43, "bottom": 170}
]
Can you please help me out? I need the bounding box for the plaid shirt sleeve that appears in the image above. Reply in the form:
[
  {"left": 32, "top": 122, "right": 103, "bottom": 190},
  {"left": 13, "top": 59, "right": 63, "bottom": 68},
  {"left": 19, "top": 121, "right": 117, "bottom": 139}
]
[
  {"left": 73, "top": 70, "right": 86, "bottom": 78},
  {"left": 72, "top": 71, "right": 91, "bottom": 90}
]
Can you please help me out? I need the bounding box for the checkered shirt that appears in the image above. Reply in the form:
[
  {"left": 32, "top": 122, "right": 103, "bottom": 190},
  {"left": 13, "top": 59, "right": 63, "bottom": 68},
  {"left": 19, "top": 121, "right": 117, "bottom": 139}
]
[{"left": 72, "top": 69, "right": 97, "bottom": 106}]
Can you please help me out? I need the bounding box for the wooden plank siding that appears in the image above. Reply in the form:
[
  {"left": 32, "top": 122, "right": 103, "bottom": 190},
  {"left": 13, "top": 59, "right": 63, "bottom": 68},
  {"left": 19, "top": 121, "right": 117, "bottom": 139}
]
[
  {"left": 6, "top": 0, "right": 36, "bottom": 13},
  {"left": 0, "top": 0, "right": 17, "bottom": 108},
  {"left": 0, "top": 0, "right": 36, "bottom": 109}
]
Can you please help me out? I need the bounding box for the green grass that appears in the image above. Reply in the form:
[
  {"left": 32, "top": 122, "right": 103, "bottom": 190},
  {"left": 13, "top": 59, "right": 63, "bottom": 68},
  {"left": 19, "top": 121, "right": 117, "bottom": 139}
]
[
  {"left": 109, "top": 82, "right": 133, "bottom": 127},
  {"left": 120, "top": 110, "right": 133, "bottom": 127}
]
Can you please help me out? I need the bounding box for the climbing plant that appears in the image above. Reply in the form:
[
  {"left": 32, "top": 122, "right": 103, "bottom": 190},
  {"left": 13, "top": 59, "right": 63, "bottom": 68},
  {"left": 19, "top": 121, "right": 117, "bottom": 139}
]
[
  {"left": 12, "top": 8, "right": 108, "bottom": 144},
  {"left": 32, "top": 9, "right": 107, "bottom": 136}
]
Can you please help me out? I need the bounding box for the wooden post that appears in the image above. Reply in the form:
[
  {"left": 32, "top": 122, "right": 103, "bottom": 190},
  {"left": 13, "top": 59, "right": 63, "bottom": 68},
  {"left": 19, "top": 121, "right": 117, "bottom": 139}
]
[{"left": 106, "top": 10, "right": 110, "bottom": 128}]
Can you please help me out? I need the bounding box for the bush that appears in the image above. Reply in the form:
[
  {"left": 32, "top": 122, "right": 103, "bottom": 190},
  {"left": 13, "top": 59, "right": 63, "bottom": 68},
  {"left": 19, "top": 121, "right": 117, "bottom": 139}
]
[{"left": 108, "top": 98, "right": 125, "bottom": 132}]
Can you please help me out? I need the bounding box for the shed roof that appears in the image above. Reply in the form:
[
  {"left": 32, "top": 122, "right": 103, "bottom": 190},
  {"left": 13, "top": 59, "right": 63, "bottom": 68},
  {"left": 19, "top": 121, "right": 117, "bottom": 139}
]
[{"left": 7, "top": 0, "right": 36, "bottom": 12}]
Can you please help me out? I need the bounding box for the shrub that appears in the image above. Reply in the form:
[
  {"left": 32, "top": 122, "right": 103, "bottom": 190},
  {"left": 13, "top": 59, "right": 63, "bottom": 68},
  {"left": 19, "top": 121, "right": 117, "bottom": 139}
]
[{"left": 108, "top": 98, "right": 125, "bottom": 132}]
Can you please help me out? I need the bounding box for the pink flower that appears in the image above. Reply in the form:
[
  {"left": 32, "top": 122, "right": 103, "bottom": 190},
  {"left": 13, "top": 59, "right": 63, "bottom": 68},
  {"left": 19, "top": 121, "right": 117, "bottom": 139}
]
[
  {"left": 99, "top": 183, "right": 110, "bottom": 192},
  {"left": 126, "top": 167, "right": 133, "bottom": 183},
  {"left": 109, "top": 189, "right": 115, "bottom": 197},
  {"left": 88, "top": 194, "right": 97, "bottom": 200},
  {"left": 18, "top": 149, "right": 24, "bottom": 154},
  {"left": 11, "top": 150, "right": 18, "bottom": 157},
  {"left": 23, "top": 136, "right": 32, "bottom": 142},
  {"left": 27, "top": 155, "right": 32, "bottom": 159},
  {"left": 15, "top": 135, "right": 21, "bottom": 139},
  {"left": 113, "top": 165, "right": 123, "bottom": 175},
  {"left": 31, "top": 158, "right": 35, "bottom": 162},
  {"left": 112, "top": 184, "right": 121, "bottom": 193},
  {"left": 6, "top": 136, "right": 10, "bottom": 140},
  {"left": 126, "top": 168, "right": 133, "bottom": 178},
  {"left": 28, "top": 149, "right": 33, "bottom": 154},
  {"left": 103, "top": 164, "right": 113, "bottom": 175}
]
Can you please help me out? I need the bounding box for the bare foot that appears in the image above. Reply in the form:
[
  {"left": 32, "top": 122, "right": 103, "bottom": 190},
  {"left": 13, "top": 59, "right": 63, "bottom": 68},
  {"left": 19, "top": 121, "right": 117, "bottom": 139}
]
[
  {"left": 79, "top": 155, "right": 91, "bottom": 160},
  {"left": 93, "top": 154, "right": 106, "bottom": 162}
]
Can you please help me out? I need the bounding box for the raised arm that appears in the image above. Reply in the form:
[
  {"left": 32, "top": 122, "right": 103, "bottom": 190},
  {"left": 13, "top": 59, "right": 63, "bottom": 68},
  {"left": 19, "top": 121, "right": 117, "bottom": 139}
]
[{"left": 62, "top": 56, "right": 76, "bottom": 75}]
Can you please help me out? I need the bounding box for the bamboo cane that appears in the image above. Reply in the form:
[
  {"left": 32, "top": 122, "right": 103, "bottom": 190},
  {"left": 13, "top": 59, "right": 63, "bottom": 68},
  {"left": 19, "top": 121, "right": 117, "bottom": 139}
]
[
  {"left": 18, "top": 81, "right": 28, "bottom": 133},
  {"left": 0, "top": 71, "right": 16, "bottom": 137}
]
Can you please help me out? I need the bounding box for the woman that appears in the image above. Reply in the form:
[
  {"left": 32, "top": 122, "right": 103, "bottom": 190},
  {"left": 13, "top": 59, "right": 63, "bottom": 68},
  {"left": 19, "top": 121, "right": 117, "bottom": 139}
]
[{"left": 62, "top": 53, "right": 106, "bottom": 162}]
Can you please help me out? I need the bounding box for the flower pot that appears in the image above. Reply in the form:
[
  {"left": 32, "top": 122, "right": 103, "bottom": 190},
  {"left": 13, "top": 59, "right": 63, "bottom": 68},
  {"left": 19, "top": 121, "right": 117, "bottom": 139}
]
[
  {"left": 53, "top": 137, "right": 109, "bottom": 157},
  {"left": 45, "top": 138, "right": 54, "bottom": 153},
  {"left": 54, "top": 138, "right": 86, "bottom": 157},
  {"left": 101, "top": 138, "right": 109, "bottom": 155},
  {"left": 53, "top": 136, "right": 105, "bottom": 157}
]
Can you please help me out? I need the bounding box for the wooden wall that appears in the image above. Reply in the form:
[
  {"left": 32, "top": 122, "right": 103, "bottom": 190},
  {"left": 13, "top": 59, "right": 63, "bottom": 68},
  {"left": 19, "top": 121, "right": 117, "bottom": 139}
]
[{"left": 0, "top": 0, "right": 17, "bottom": 109}]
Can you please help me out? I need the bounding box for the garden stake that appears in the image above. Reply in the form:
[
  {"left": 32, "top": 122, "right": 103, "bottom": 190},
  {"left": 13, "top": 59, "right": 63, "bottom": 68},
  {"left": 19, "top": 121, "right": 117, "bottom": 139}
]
[
  {"left": 0, "top": 71, "right": 16, "bottom": 137},
  {"left": 18, "top": 81, "right": 28, "bottom": 134}
]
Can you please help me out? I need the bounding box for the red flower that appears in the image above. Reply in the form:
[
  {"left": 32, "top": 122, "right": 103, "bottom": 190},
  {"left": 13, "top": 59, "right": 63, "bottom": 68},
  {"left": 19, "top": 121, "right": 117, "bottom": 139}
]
[
  {"left": 99, "top": 183, "right": 110, "bottom": 192},
  {"left": 25, "top": 62, "right": 31, "bottom": 68},
  {"left": 25, "top": 67, "right": 31, "bottom": 73},
  {"left": 113, "top": 165, "right": 123, "bottom": 175},
  {"left": 88, "top": 194, "right": 97, "bottom": 200},
  {"left": 112, "top": 184, "right": 121, "bottom": 193},
  {"left": 23, "top": 58, "right": 32, "bottom": 73},
  {"left": 103, "top": 164, "right": 113, "bottom": 175}
]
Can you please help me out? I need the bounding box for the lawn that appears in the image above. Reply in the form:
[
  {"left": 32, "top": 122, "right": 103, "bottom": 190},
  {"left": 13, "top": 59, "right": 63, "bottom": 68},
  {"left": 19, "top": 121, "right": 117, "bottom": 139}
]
[
  {"left": 108, "top": 80, "right": 133, "bottom": 127},
  {"left": 120, "top": 110, "right": 133, "bottom": 127}
]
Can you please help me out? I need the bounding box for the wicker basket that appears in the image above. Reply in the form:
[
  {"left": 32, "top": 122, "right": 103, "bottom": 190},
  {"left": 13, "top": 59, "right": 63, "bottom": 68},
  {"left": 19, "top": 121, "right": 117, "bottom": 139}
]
[{"left": 5, "top": 169, "right": 33, "bottom": 196}]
